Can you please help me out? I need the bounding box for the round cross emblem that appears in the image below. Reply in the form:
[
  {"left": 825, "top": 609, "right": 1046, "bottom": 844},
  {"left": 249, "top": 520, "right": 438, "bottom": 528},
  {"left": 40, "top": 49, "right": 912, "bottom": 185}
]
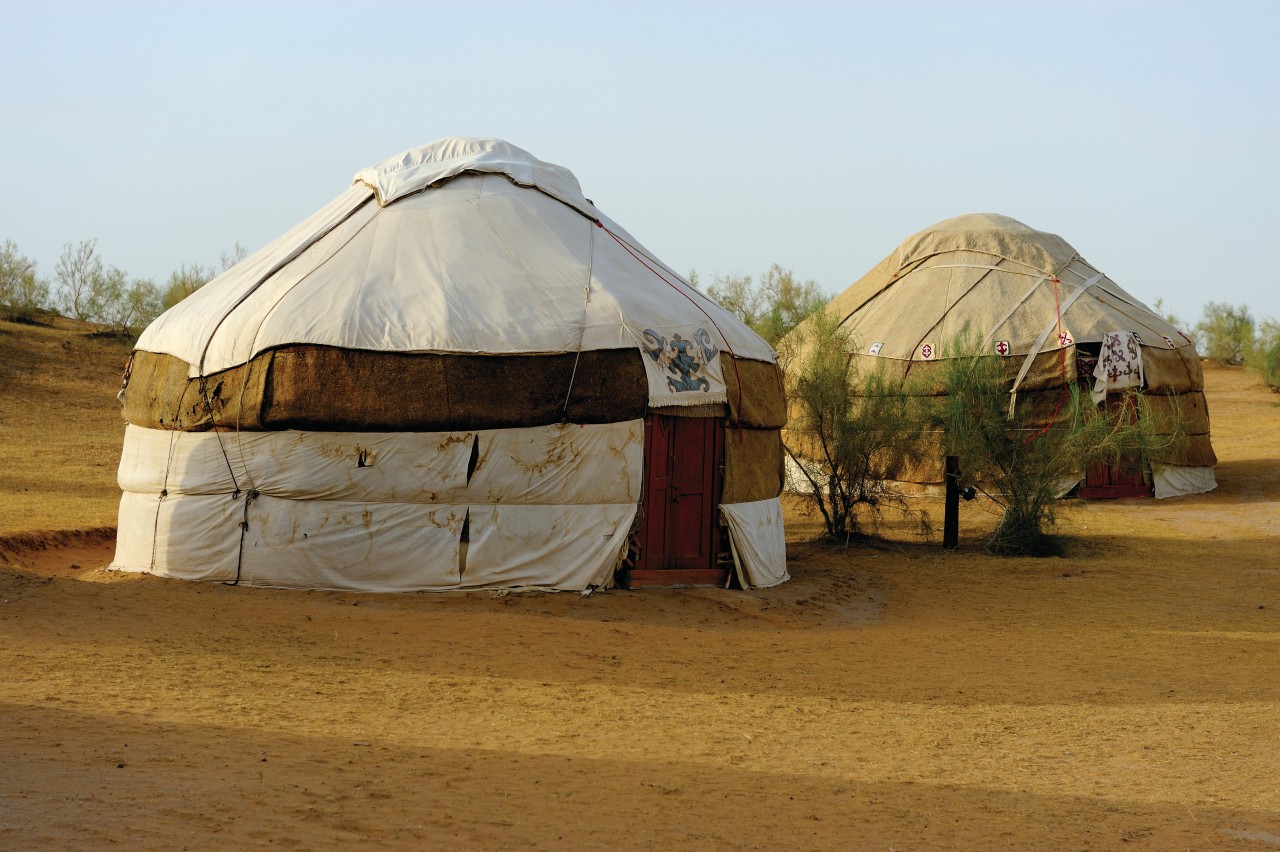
[{"left": 994, "top": 340, "right": 1010, "bottom": 356}]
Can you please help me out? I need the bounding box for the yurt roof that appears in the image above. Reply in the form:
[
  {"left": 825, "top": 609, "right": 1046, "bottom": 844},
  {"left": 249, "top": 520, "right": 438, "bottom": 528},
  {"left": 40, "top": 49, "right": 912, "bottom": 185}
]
[
  {"left": 136, "top": 137, "right": 775, "bottom": 377},
  {"left": 821, "top": 213, "right": 1195, "bottom": 361}
]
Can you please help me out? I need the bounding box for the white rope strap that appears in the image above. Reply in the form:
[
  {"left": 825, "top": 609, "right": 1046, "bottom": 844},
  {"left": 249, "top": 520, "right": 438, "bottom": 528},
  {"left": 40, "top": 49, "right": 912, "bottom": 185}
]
[
  {"left": 981, "top": 276, "right": 1049, "bottom": 350},
  {"left": 923, "top": 263, "right": 1048, "bottom": 277},
  {"left": 1007, "top": 272, "right": 1104, "bottom": 417}
]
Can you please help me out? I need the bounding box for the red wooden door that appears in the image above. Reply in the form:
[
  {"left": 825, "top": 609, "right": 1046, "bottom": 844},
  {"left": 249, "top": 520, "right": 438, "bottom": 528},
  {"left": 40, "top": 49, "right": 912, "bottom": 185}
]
[
  {"left": 1078, "top": 394, "right": 1152, "bottom": 499},
  {"left": 627, "top": 414, "right": 727, "bottom": 587},
  {"left": 1079, "top": 459, "right": 1151, "bottom": 498},
  {"left": 638, "top": 416, "right": 674, "bottom": 570}
]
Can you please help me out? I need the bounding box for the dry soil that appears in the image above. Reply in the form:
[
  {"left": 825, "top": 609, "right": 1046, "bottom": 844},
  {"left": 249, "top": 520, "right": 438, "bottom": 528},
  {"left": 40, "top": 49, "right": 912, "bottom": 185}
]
[{"left": 1, "top": 363, "right": 1277, "bottom": 850}]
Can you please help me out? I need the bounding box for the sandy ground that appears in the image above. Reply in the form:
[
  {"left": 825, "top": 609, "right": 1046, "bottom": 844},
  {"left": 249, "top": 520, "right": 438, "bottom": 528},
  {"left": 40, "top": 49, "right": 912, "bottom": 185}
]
[{"left": 1, "top": 363, "right": 1278, "bottom": 850}]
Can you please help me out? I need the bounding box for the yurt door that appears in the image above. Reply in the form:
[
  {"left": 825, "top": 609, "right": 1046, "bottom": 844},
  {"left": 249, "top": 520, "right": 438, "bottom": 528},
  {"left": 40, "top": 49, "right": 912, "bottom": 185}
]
[
  {"left": 628, "top": 414, "right": 727, "bottom": 587},
  {"left": 1078, "top": 394, "right": 1153, "bottom": 499}
]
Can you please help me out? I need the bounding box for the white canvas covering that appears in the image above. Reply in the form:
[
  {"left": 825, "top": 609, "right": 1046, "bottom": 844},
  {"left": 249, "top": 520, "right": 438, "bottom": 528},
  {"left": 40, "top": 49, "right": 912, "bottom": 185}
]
[
  {"left": 113, "top": 421, "right": 642, "bottom": 592},
  {"left": 1152, "top": 463, "right": 1218, "bottom": 500},
  {"left": 133, "top": 139, "right": 774, "bottom": 396},
  {"left": 720, "top": 498, "right": 788, "bottom": 589}
]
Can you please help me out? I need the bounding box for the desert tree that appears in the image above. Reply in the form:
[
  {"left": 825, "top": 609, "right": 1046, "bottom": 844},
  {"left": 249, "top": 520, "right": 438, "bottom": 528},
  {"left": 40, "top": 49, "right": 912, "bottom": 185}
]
[
  {"left": 780, "top": 308, "right": 925, "bottom": 540},
  {"left": 79, "top": 263, "right": 161, "bottom": 334},
  {"left": 219, "top": 240, "right": 248, "bottom": 271},
  {"left": 1195, "top": 302, "right": 1254, "bottom": 365},
  {"left": 0, "top": 240, "right": 52, "bottom": 321},
  {"left": 98, "top": 272, "right": 163, "bottom": 336},
  {"left": 162, "top": 262, "right": 217, "bottom": 310},
  {"left": 161, "top": 242, "right": 248, "bottom": 309},
  {"left": 705, "top": 271, "right": 759, "bottom": 325},
  {"left": 1152, "top": 298, "right": 1194, "bottom": 345},
  {"left": 705, "top": 263, "right": 827, "bottom": 345},
  {"left": 54, "top": 239, "right": 106, "bottom": 320},
  {"left": 1252, "top": 317, "right": 1280, "bottom": 389}
]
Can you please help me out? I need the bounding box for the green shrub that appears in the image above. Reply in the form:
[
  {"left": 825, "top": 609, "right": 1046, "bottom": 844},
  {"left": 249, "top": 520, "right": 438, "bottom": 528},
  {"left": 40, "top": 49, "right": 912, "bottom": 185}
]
[
  {"left": 704, "top": 264, "right": 826, "bottom": 346},
  {"left": 781, "top": 309, "right": 925, "bottom": 540},
  {"left": 929, "top": 334, "right": 1187, "bottom": 555},
  {"left": 1196, "top": 302, "right": 1254, "bottom": 365},
  {"left": 1250, "top": 319, "right": 1280, "bottom": 389},
  {"left": 0, "top": 240, "right": 52, "bottom": 322}
]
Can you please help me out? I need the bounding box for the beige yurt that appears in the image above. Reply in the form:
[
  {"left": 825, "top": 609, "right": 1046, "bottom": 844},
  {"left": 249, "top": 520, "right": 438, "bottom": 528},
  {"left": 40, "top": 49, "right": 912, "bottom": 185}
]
[
  {"left": 786, "top": 213, "right": 1215, "bottom": 498},
  {"left": 113, "top": 138, "right": 788, "bottom": 592}
]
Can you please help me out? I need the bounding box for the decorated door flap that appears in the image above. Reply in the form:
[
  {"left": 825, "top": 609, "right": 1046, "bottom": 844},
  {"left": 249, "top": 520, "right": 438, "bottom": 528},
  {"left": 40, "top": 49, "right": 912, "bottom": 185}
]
[
  {"left": 628, "top": 324, "right": 728, "bottom": 407},
  {"left": 1092, "top": 331, "right": 1145, "bottom": 404}
]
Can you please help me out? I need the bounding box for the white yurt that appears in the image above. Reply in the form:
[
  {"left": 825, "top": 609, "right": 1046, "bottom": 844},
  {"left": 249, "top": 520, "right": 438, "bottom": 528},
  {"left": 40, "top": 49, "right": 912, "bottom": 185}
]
[
  {"left": 785, "top": 213, "right": 1216, "bottom": 498},
  {"left": 113, "top": 138, "right": 788, "bottom": 591}
]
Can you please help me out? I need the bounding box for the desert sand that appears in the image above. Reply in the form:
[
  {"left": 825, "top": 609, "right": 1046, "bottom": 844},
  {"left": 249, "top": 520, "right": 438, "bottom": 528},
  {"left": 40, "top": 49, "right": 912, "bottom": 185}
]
[{"left": 1, "top": 363, "right": 1277, "bottom": 849}]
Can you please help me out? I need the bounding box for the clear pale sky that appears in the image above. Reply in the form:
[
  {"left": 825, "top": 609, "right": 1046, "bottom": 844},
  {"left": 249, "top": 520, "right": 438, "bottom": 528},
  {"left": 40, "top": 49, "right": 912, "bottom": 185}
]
[{"left": 2, "top": 1, "right": 1277, "bottom": 328}]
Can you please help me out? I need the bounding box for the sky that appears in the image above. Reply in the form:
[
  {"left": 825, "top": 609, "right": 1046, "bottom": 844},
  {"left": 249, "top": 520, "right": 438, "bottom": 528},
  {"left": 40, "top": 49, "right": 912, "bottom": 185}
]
[{"left": 2, "top": 1, "right": 1277, "bottom": 328}]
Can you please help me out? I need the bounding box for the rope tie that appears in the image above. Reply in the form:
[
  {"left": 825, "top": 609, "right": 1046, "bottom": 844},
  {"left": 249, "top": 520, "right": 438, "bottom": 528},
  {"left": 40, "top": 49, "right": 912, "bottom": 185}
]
[{"left": 225, "top": 489, "right": 259, "bottom": 586}]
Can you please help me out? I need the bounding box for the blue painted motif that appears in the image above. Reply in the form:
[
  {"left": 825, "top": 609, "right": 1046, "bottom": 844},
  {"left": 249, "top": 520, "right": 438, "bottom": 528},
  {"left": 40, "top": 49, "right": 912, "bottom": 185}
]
[
  {"left": 694, "top": 328, "right": 719, "bottom": 361},
  {"left": 641, "top": 327, "right": 718, "bottom": 393}
]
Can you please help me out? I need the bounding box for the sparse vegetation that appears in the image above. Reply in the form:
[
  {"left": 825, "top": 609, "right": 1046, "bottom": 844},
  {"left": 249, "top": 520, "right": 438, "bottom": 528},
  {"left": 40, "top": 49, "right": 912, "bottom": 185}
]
[
  {"left": 1188, "top": 301, "right": 1280, "bottom": 389},
  {"left": 162, "top": 262, "right": 217, "bottom": 311},
  {"left": 1195, "top": 301, "right": 1254, "bottom": 365},
  {"left": 0, "top": 240, "right": 52, "bottom": 323},
  {"left": 1, "top": 236, "right": 249, "bottom": 337},
  {"left": 779, "top": 309, "right": 925, "bottom": 541},
  {"left": 162, "top": 241, "right": 246, "bottom": 310},
  {"left": 1250, "top": 318, "right": 1280, "bottom": 390},
  {"left": 98, "top": 274, "right": 162, "bottom": 337},
  {"left": 53, "top": 240, "right": 167, "bottom": 336},
  {"left": 702, "top": 263, "right": 826, "bottom": 345},
  {"left": 928, "top": 335, "right": 1188, "bottom": 555}
]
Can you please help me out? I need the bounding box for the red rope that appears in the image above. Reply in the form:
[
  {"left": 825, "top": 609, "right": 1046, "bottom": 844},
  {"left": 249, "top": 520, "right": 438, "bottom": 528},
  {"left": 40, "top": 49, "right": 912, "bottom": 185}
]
[
  {"left": 1053, "top": 275, "right": 1068, "bottom": 380},
  {"left": 595, "top": 221, "right": 748, "bottom": 424},
  {"left": 1022, "top": 277, "right": 1069, "bottom": 446}
]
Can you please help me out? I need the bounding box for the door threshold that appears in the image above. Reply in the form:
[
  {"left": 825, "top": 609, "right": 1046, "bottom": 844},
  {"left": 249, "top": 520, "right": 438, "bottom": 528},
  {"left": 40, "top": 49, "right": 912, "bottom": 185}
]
[{"left": 621, "top": 568, "right": 730, "bottom": 589}]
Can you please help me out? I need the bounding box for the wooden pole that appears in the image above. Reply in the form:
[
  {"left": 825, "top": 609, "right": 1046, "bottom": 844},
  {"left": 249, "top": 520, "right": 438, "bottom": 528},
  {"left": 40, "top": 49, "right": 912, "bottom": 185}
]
[{"left": 943, "top": 455, "right": 960, "bottom": 549}]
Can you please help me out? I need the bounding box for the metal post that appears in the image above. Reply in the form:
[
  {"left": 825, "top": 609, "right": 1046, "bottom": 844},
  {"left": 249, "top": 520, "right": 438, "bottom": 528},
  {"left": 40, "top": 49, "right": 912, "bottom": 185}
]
[{"left": 943, "top": 455, "right": 959, "bottom": 549}]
